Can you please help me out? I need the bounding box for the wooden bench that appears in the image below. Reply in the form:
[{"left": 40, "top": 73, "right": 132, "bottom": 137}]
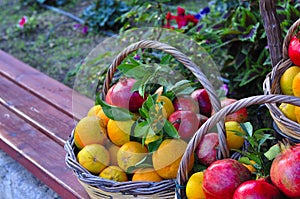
[{"left": 0, "top": 50, "right": 94, "bottom": 198}]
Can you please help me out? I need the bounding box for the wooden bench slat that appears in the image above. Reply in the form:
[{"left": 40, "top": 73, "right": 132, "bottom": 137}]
[
  {"left": 0, "top": 105, "right": 89, "bottom": 199},
  {"left": 0, "top": 74, "right": 75, "bottom": 146},
  {"left": 0, "top": 50, "right": 94, "bottom": 120}
]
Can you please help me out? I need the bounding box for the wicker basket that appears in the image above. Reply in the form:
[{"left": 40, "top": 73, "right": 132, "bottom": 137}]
[
  {"left": 176, "top": 94, "right": 300, "bottom": 199},
  {"left": 65, "top": 40, "right": 225, "bottom": 198},
  {"left": 262, "top": 18, "right": 300, "bottom": 141}
]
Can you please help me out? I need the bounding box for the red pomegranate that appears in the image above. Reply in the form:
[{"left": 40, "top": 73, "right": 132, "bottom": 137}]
[
  {"left": 105, "top": 78, "right": 146, "bottom": 112},
  {"left": 270, "top": 143, "right": 300, "bottom": 198},
  {"left": 191, "top": 89, "right": 212, "bottom": 117},
  {"left": 168, "top": 110, "right": 199, "bottom": 140},
  {"left": 233, "top": 179, "right": 282, "bottom": 199},
  {"left": 195, "top": 132, "right": 219, "bottom": 166},
  {"left": 173, "top": 94, "right": 199, "bottom": 114},
  {"left": 203, "top": 158, "right": 251, "bottom": 199}
]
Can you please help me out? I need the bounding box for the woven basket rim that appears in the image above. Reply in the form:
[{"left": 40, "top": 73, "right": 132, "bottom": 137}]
[
  {"left": 64, "top": 130, "right": 176, "bottom": 197},
  {"left": 176, "top": 94, "right": 300, "bottom": 198}
]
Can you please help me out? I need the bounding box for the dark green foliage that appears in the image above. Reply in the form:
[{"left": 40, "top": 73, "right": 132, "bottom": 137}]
[
  {"left": 82, "top": 0, "right": 130, "bottom": 31},
  {"left": 190, "top": 0, "right": 300, "bottom": 99},
  {"left": 20, "top": 0, "right": 69, "bottom": 6}
]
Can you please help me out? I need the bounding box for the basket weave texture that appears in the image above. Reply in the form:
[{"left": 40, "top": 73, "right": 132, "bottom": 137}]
[
  {"left": 176, "top": 94, "right": 300, "bottom": 198},
  {"left": 65, "top": 40, "right": 225, "bottom": 198},
  {"left": 263, "top": 18, "right": 300, "bottom": 141}
]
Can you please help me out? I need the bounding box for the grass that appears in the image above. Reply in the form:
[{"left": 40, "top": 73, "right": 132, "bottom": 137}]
[
  {"left": 0, "top": 0, "right": 105, "bottom": 87},
  {"left": 0, "top": 0, "right": 205, "bottom": 88}
]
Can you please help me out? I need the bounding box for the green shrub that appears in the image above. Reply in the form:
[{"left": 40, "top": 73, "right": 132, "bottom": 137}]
[
  {"left": 190, "top": 0, "right": 300, "bottom": 99},
  {"left": 82, "top": 0, "right": 130, "bottom": 32}
]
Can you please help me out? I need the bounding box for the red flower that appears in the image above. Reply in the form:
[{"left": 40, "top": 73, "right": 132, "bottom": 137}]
[
  {"left": 177, "top": 7, "right": 185, "bottom": 16},
  {"left": 186, "top": 14, "right": 199, "bottom": 26},
  {"left": 18, "top": 16, "right": 28, "bottom": 28},
  {"left": 163, "top": 7, "right": 198, "bottom": 30}
]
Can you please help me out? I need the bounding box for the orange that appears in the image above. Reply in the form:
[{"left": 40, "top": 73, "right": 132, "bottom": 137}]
[
  {"left": 77, "top": 144, "right": 109, "bottom": 174},
  {"left": 107, "top": 143, "right": 120, "bottom": 166},
  {"left": 107, "top": 119, "right": 134, "bottom": 146},
  {"left": 225, "top": 121, "right": 246, "bottom": 150},
  {"left": 152, "top": 139, "right": 194, "bottom": 179},
  {"left": 132, "top": 167, "right": 163, "bottom": 182},
  {"left": 74, "top": 116, "right": 107, "bottom": 149},
  {"left": 96, "top": 109, "right": 110, "bottom": 127},
  {"left": 292, "top": 72, "right": 300, "bottom": 97},
  {"left": 117, "top": 141, "right": 148, "bottom": 172},
  {"left": 186, "top": 172, "right": 205, "bottom": 199},
  {"left": 295, "top": 106, "right": 300, "bottom": 124},
  {"left": 279, "top": 103, "right": 297, "bottom": 122},
  {"left": 87, "top": 105, "right": 110, "bottom": 127},
  {"left": 280, "top": 66, "right": 300, "bottom": 95},
  {"left": 87, "top": 105, "right": 102, "bottom": 116},
  {"left": 99, "top": 165, "right": 128, "bottom": 182},
  {"left": 157, "top": 95, "right": 175, "bottom": 118}
]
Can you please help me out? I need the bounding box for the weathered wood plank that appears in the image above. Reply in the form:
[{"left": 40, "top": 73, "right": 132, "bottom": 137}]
[
  {"left": 0, "top": 105, "right": 89, "bottom": 199},
  {"left": 0, "top": 74, "right": 75, "bottom": 145},
  {"left": 0, "top": 50, "right": 94, "bottom": 120}
]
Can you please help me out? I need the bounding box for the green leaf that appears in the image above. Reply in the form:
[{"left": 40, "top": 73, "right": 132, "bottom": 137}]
[
  {"left": 139, "top": 108, "right": 149, "bottom": 119},
  {"left": 164, "top": 80, "right": 196, "bottom": 100},
  {"left": 238, "top": 156, "right": 252, "bottom": 165},
  {"left": 97, "top": 98, "right": 134, "bottom": 121},
  {"left": 163, "top": 120, "right": 180, "bottom": 139},
  {"left": 134, "top": 121, "right": 150, "bottom": 138},
  {"left": 147, "top": 135, "right": 163, "bottom": 153},
  {"left": 141, "top": 94, "right": 157, "bottom": 111},
  {"left": 126, "top": 154, "right": 153, "bottom": 173},
  {"left": 264, "top": 144, "right": 281, "bottom": 161},
  {"left": 161, "top": 54, "right": 173, "bottom": 65},
  {"left": 240, "top": 122, "right": 253, "bottom": 137},
  {"left": 246, "top": 153, "right": 261, "bottom": 166}
]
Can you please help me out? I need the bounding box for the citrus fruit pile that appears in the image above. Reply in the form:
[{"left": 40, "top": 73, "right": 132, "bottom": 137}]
[{"left": 279, "top": 65, "right": 300, "bottom": 124}]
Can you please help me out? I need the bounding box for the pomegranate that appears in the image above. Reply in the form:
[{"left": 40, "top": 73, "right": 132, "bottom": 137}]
[
  {"left": 220, "top": 98, "right": 248, "bottom": 123},
  {"left": 270, "top": 143, "right": 300, "bottom": 198},
  {"left": 233, "top": 179, "right": 282, "bottom": 199},
  {"left": 105, "top": 84, "right": 115, "bottom": 104},
  {"left": 191, "top": 89, "right": 212, "bottom": 117},
  {"left": 203, "top": 158, "right": 251, "bottom": 199},
  {"left": 173, "top": 94, "right": 199, "bottom": 114},
  {"left": 105, "top": 78, "right": 146, "bottom": 112},
  {"left": 195, "top": 132, "right": 219, "bottom": 166},
  {"left": 168, "top": 110, "right": 199, "bottom": 140}
]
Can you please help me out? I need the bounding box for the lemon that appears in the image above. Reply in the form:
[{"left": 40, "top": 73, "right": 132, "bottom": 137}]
[
  {"left": 280, "top": 66, "right": 300, "bottom": 95},
  {"left": 279, "top": 103, "right": 297, "bottom": 122},
  {"left": 186, "top": 172, "right": 205, "bottom": 199}
]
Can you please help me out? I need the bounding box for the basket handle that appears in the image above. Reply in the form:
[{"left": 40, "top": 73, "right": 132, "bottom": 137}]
[
  {"left": 259, "top": 0, "right": 283, "bottom": 67},
  {"left": 100, "top": 40, "right": 228, "bottom": 157},
  {"left": 282, "top": 18, "right": 300, "bottom": 59},
  {"left": 176, "top": 94, "right": 300, "bottom": 198}
]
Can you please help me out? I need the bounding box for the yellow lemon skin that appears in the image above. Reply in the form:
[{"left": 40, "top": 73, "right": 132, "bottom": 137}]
[
  {"left": 280, "top": 66, "right": 300, "bottom": 95},
  {"left": 99, "top": 166, "right": 128, "bottom": 182},
  {"left": 186, "top": 172, "right": 205, "bottom": 199},
  {"left": 77, "top": 144, "right": 110, "bottom": 174},
  {"left": 225, "top": 121, "right": 246, "bottom": 150},
  {"left": 279, "top": 103, "right": 297, "bottom": 122}
]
